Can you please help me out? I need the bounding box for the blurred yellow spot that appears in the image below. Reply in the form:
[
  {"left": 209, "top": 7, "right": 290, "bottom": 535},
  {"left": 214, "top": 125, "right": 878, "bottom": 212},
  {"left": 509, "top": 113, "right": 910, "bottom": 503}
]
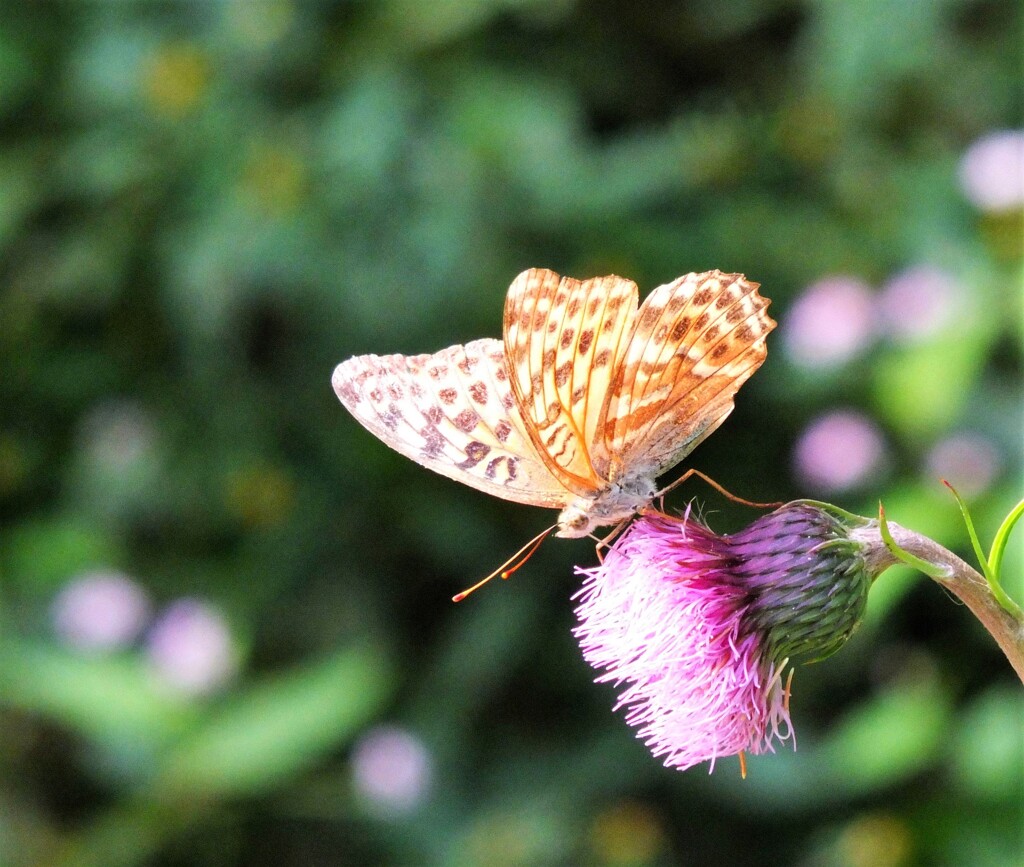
[
  {"left": 224, "top": 464, "right": 296, "bottom": 528},
  {"left": 979, "top": 209, "right": 1024, "bottom": 261},
  {"left": 591, "top": 801, "right": 667, "bottom": 866},
  {"left": 143, "top": 43, "right": 209, "bottom": 117},
  {"left": 838, "top": 813, "right": 913, "bottom": 867},
  {"left": 462, "top": 814, "right": 545, "bottom": 867},
  {"left": 776, "top": 97, "right": 842, "bottom": 166},
  {"left": 242, "top": 144, "right": 307, "bottom": 215}
]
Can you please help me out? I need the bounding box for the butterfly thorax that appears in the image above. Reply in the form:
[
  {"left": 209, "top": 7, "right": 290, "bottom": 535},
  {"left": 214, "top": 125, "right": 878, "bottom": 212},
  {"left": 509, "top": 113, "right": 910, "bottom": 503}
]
[{"left": 555, "top": 476, "right": 658, "bottom": 538}]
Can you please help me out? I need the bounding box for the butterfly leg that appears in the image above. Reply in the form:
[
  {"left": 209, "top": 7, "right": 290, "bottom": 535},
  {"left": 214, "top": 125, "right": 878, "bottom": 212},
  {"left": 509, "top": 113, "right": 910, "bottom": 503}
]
[
  {"left": 590, "top": 518, "right": 631, "bottom": 563},
  {"left": 656, "top": 468, "right": 782, "bottom": 509}
]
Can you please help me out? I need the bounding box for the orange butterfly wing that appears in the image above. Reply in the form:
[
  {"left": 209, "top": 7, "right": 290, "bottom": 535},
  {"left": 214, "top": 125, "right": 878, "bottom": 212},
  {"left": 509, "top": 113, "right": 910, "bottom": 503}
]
[
  {"left": 502, "top": 269, "right": 638, "bottom": 494},
  {"left": 598, "top": 270, "right": 775, "bottom": 481}
]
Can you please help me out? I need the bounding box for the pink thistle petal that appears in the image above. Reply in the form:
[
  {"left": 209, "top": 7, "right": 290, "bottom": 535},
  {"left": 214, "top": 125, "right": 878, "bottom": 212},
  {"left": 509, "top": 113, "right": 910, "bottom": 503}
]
[{"left": 574, "top": 514, "right": 794, "bottom": 772}]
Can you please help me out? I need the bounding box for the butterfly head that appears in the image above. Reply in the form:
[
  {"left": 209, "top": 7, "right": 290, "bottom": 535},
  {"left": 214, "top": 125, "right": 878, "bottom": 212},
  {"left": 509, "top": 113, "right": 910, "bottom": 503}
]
[
  {"left": 556, "top": 479, "right": 658, "bottom": 538},
  {"left": 555, "top": 504, "right": 594, "bottom": 538}
]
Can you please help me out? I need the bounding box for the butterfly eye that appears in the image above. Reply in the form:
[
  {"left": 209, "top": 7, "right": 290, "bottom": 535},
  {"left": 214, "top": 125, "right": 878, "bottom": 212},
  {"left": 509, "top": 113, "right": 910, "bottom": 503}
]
[{"left": 557, "top": 507, "right": 591, "bottom": 538}]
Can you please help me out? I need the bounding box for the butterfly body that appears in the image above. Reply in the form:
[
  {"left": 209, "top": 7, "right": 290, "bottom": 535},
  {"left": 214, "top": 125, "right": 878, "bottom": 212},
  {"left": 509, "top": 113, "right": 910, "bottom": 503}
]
[
  {"left": 334, "top": 268, "right": 775, "bottom": 536},
  {"left": 555, "top": 481, "right": 657, "bottom": 538}
]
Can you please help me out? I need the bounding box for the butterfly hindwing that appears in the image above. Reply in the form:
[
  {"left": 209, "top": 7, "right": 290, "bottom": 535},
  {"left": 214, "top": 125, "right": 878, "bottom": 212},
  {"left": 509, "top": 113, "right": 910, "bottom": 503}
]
[{"left": 332, "top": 338, "right": 570, "bottom": 508}]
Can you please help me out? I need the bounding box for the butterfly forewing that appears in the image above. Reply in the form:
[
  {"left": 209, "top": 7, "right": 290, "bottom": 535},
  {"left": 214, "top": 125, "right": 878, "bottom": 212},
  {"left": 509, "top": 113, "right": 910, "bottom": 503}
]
[
  {"left": 503, "top": 269, "right": 638, "bottom": 492},
  {"left": 599, "top": 271, "right": 775, "bottom": 479},
  {"left": 332, "top": 338, "right": 570, "bottom": 507}
]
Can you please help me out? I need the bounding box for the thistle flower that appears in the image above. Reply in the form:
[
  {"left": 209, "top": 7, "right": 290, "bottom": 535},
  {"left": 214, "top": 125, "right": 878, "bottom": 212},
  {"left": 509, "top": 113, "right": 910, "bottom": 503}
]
[{"left": 573, "top": 501, "right": 878, "bottom": 772}]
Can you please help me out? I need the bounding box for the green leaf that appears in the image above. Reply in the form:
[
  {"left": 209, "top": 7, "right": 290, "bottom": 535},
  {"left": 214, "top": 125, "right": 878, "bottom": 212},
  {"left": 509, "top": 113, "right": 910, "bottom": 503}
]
[
  {"left": 946, "top": 483, "right": 1022, "bottom": 618},
  {"left": 878, "top": 503, "right": 947, "bottom": 579},
  {"left": 153, "top": 646, "right": 391, "bottom": 800},
  {"left": 0, "top": 640, "right": 197, "bottom": 749},
  {"left": 988, "top": 498, "right": 1024, "bottom": 594},
  {"left": 2, "top": 515, "right": 122, "bottom": 592},
  {"left": 951, "top": 686, "right": 1024, "bottom": 799},
  {"left": 871, "top": 337, "right": 989, "bottom": 438},
  {"left": 821, "top": 679, "right": 950, "bottom": 793}
]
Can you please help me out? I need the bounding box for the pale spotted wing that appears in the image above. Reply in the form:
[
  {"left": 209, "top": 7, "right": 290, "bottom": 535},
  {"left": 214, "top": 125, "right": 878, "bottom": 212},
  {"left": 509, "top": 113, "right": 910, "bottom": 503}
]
[
  {"left": 503, "top": 268, "right": 638, "bottom": 493},
  {"left": 598, "top": 271, "right": 775, "bottom": 480},
  {"left": 332, "top": 338, "right": 571, "bottom": 508}
]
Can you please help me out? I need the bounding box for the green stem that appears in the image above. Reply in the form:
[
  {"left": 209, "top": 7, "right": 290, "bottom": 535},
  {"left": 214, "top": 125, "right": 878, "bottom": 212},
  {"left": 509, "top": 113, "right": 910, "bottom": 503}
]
[{"left": 852, "top": 521, "right": 1024, "bottom": 685}]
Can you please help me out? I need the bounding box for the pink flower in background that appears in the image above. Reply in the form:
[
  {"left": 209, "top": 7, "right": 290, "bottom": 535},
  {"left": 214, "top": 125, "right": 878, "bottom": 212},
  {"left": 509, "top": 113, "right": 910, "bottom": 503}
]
[
  {"left": 782, "top": 276, "right": 875, "bottom": 368},
  {"left": 793, "top": 410, "right": 886, "bottom": 493},
  {"left": 574, "top": 504, "right": 875, "bottom": 773},
  {"left": 925, "top": 433, "right": 1001, "bottom": 499},
  {"left": 351, "top": 725, "right": 433, "bottom": 814},
  {"left": 877, "top": 265, "right": 958, "bottom": 343},
  {"left": 959, "top": 130, "right": 1024, "bottom": 212},
  {"left": 52, "top": 570, "right": 150, "bottom": 653},
  {"left": 146, "top": 599, "right": 237, "bottom": 695}
]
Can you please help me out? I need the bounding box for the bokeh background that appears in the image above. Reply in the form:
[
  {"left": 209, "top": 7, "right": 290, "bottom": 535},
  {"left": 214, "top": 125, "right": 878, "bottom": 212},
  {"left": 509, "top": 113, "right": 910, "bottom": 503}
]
[{"left": 1, "top": 2, "right": 1022, "bottom": 865}]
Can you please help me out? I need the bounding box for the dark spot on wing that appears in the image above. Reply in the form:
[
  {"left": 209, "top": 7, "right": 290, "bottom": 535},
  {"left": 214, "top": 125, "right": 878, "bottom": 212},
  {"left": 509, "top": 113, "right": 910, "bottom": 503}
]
[
  {"left": 420, "top": 427, "right": 445, "bottom": 458},
  {"left": 458, "top": 441, "right": 491, "bottom": 469},
  {"left": 469, "top": 381, "right": 488, "bottom": 404},
  {"left": 454, "top": 409, "right": 479, "bottom": 432},
  {"left": 336, "top": 381, "right": 359, "bottom": 405}
]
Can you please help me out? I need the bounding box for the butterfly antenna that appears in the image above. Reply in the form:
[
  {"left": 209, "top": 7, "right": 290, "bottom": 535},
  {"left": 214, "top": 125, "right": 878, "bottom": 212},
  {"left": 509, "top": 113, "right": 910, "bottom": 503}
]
[
  {"left": 657, "top": 468, "right": 782, "bottom": 509},
  {"left": 452, "top": 524, "right": 556, "bottom": 602}
]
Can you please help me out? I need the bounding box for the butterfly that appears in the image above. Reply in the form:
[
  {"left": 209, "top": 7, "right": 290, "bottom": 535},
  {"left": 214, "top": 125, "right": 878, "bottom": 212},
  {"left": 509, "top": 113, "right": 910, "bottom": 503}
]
[{"left": 333, "top": 268, "right": 775, "bottom": 539}]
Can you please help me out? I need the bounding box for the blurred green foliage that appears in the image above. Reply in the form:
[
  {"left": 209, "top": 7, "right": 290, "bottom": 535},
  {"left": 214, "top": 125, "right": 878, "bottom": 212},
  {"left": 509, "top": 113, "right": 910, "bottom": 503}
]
[{"left": 0, "top": 1, "right": 1021, "bottom": 865}]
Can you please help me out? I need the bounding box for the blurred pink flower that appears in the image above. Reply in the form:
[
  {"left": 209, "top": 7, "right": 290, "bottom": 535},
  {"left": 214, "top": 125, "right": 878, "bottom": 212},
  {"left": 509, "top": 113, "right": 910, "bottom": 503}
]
[
  {"left": 782, "top": 276, "right": 876, "bottom": 368},
  {"left": 925, "top": 433, "right": 1001, "bottom": 499},
  {"left": 877, "top": 265, "right": 958, "bottom": 343},
  {"left": 793, "top": 410, "right": 886, "bottom": 493},
  {"left": 52, "top": 570, "right": 150, "bottom": 653},
  {"left": 959, "top": 130, "right": 1024, "bottom": 212},
  {"left": 146, "top": 599, "right": 237, "bottom": 695},
  {"left": 574, "top": 503, "right": 875, "bottom": 773},
  {"left": 351, "top": 725, "right": 432, "bottom": 814}
]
